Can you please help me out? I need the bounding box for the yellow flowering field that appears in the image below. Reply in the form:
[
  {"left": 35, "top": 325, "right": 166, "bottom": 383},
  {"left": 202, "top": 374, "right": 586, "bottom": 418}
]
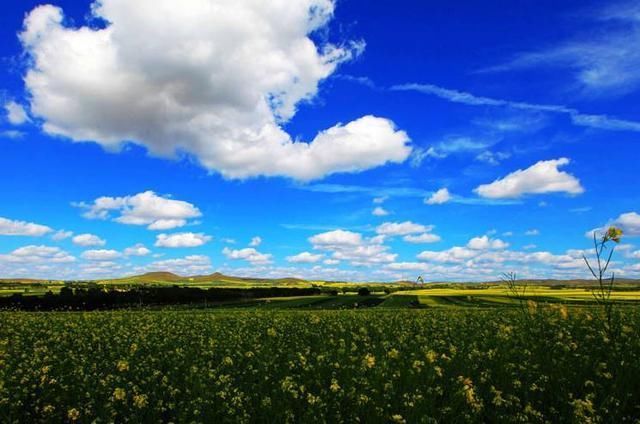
[{"left": 1, "top": 308, "right": 640, "bottom": 422}]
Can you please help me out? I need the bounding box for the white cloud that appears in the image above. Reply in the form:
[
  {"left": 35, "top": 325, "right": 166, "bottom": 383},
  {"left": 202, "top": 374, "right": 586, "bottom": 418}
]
[
  {"left": 412, "top": 241, "right": 587, "bottom": 278},
  {"left": 376, "top": 221, "right": 432, "bottom": 236},
  {"left": 403, "top": 233, "right": 441, "bottom": 244},
  {"left": 75, "top": 190, "right": 201, "bottom": 230},
  {"left": 140, "top": 255, "right": 212, "bottom": 276},
  {"left": 81, "top": 249, "right": 121, "bottom": 261},
  {"left": 20, "top": 1, "right": 411, "bottom": 180},
  {"left": 123, "top": 244, "right": 151, "bottom": 256},
  {"left": 604, "top": 212, "right": 640, "bottom": 238},
  {"left": 612, "top": 212, "right": 640, "bottom": 236},
  {"left": 4, "top": 101, "right": 29, "bottom": 125},
  {"left": 412, "top": 138, "right": 494, "bottom": 165},
  {"left": 417, "top": 246, "right": 479, "bottom": 263},
  {"left": 392, "top": 83, "right": 640, "bottom": 132},
  {"left": 72, "top": 233, "right": 106, "bottom": 247},
  {"left": 1, "top": 130, "right": 26, "bottom": 139},
  {"left": 286, "top": 251, "right": 324, "bottom": 263},
  {"left": 474, "top": 158, "right": 584, "bottom": 199},
  {"left": 372, "top": 196, "right": 388, "bottom": 204},
  {"left": 249, "top": 236, "right": 262, "bottom": 247},
  {"left": 410, "top": 146, "right": 443, "bottom": 166},
  {"left": 309, "top": 229, "right": 363, "bottom": 247},
  {"left": 372, "top": 206, "right": 389, "bottom": 216},
  {"left": 0, "top": 245, "right": 75, "bottom": 264},
  {"left": 480, "top": 2, "right": 640, "bottom": 95},
  {"left": 587, "top": 211, "right": 640, "bottom": 240},
  {"left": 323, "top": 258, "right": 340, "bottom": 265},
  {"left": 155, "top": 232, "right": 211, "bottom": 248},
  {"left": 425, "top": 188, "right": 452, "bottom": 205},
  {"left": 80, "top": 260, "right": 121, "bottom": 275},
  {"left": 384, "top": 262, "right": 424, "bottom": 272},
  {"left": 476, "top": 151, "right": 511, "bottom": 166},
  {"left": 0, "top": 217, "right": 52, "bottom": 236},
  {"left": 467, "top": 235, "right": 509, "bottom": 250},
  {"left": 309, "top": 229, "right": 396, "bottom": 265},
  {"left": 525, "top": 229, "right": 540, "bottom": 236},
  {"left": 51, "top": 230, "right": 73, "bottom": 241},
  {"left": 222, "top": 247, "right": 272, "bottom": 265}
]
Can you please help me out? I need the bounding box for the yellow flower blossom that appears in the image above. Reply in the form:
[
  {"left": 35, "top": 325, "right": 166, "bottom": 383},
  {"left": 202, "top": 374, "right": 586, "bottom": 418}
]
[
  {"left": 133, "top": 394, "right": 148, "bottom": 408},
  {"left": 363, "top": 353, "right": 376, "bottom": 369},
  {"left": 113, "top": 387, "right": 126, "bottom": 401},
  {"left": 67, "top": 408, "right": 80, "bottom": 421},
  {"left": 116, "top": 360, "right": 129, "bottom": 372}
]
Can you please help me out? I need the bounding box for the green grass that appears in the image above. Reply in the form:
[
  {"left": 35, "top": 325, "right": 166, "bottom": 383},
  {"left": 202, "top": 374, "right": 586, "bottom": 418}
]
[{"left": 3, "top": 280, "right": 640, "bottom": 311}]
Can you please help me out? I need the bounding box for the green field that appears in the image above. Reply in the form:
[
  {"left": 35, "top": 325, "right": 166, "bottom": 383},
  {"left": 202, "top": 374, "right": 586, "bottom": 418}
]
[
  {"left": 2, "top": 307, "right": 640, "bottom": 423},
  {"left": 3, "top": 271, "right": 640, "bottom": 311},
  {"left": 400, "top": 286, "right": 640, "bottom": 308},
  {"left": 3, "top": 274, "right": 640, "bottom": 422}
]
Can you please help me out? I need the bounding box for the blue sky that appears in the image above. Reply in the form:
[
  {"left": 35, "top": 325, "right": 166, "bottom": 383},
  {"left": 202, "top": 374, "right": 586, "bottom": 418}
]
[{"left": 0, "top": 0, "right": 639, "bottom": 281}]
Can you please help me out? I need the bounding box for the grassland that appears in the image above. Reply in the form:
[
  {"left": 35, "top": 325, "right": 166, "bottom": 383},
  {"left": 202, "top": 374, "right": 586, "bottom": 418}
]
[{"left": 2, "top": 307, "right": 640, "bottom": 422}]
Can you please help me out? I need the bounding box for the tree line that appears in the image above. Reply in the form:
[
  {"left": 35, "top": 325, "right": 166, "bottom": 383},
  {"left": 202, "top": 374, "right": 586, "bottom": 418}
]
[{"left": 0, "top": 286, "right": 324, "bottom": 311}]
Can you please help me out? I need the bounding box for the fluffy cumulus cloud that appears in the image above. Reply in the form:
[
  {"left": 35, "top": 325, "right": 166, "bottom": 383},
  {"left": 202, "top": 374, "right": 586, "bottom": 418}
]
[
  {"left": 309, "top": 230, "right": 363, "bottom": 247},
  {"left": 139, "top": 255, "right": 212, "bottom": 275},
  {"left": 587, "top": 211, "right": 640, "bottom": 240},
  {"left": 0, "top": 245, "right": 75, "bottom": 264},
  {"left": 81, "top": 249, "right": 122, "bottom": 261},
  {"left": 51, "top": 230, "right": 73, "bottom": 241},
  {"left": 466, "top": 235, "right": 509, "bottom": 250},
  {"left": 417, "top": 246, "right": 480, "bottom": 263},
  {"left": 376, "top": 221, "right": 431, "bottom": 236},
  {"left": 72, "top": 233, "right": 106, "bottom": 247},
  {"left": 123, "top": 244, "right": 151, "bottom": 256},
  {"left": 286, "top": 251, "right": 324, "bottom": 263},
  {"left": 75, "top": 191, "right": 201, "bottom": 230},
  {"left": 375, "top": 221, "right": 440, "bottom": 244},
  {"left": 222, "top": 247, "right": 272, "bottom": 265},
  {"left": 372, "top": 206, "right": 389, "bottom": 216},
  {"left": 249, "top": 236, "right": 262, "bottom": 247},
  {"left": 425, "top": 188, "right": 452, "bottom": 205},
  {"left": 612, "top": 212, "right": 640, "bottom": 236},
  {"left": 387, "top": 235, "right": 593, "bottom": 281},
  {"left": 20, "top": 1, "right": 411, "bottom": 180},
  {"left": 475, "top": 158, "right": 584, "bottom": 199},
  {"left": 403, "top": 233, "right": 441, "bottom": 244},
  {"left": 155, "top": 232, "right": 211, "bottom": 248},
  {"left": 79, "top": 260, "right": 122, "bottom": 276},
  {"left": 4, "top": 101, "right": 29, "bottom": 125},
  {"left": 309, "top": 229, "right": 396, "bottom": 265},
  {"left": 0, "top": 217, "right": 52, "bottom": 236}
]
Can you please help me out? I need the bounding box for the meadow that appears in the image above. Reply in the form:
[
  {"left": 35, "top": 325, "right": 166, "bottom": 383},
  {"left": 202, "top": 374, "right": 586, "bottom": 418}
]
[{"left": 2, "top": 305, "right": 640, "bottom": 423}]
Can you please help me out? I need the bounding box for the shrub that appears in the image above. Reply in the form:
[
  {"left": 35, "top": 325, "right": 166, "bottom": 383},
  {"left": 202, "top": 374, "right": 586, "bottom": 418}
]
[{"left": 358, "top": 287, "right": 371, "bottom": 296}]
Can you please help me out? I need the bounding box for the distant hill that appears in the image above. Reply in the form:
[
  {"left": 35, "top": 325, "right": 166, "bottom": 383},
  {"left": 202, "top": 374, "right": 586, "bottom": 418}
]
[
  {"left": 1, "top": 273, "right": 640, "bottom": 287},
  {"left": 0, "top": 278, "right": 62, "bottom": 284},
  {"left": 98, "top": 271, "right": 314, "bottom": 286},
  {"left": 136, "top": 272, "right": 183, "bottom": 282}
]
